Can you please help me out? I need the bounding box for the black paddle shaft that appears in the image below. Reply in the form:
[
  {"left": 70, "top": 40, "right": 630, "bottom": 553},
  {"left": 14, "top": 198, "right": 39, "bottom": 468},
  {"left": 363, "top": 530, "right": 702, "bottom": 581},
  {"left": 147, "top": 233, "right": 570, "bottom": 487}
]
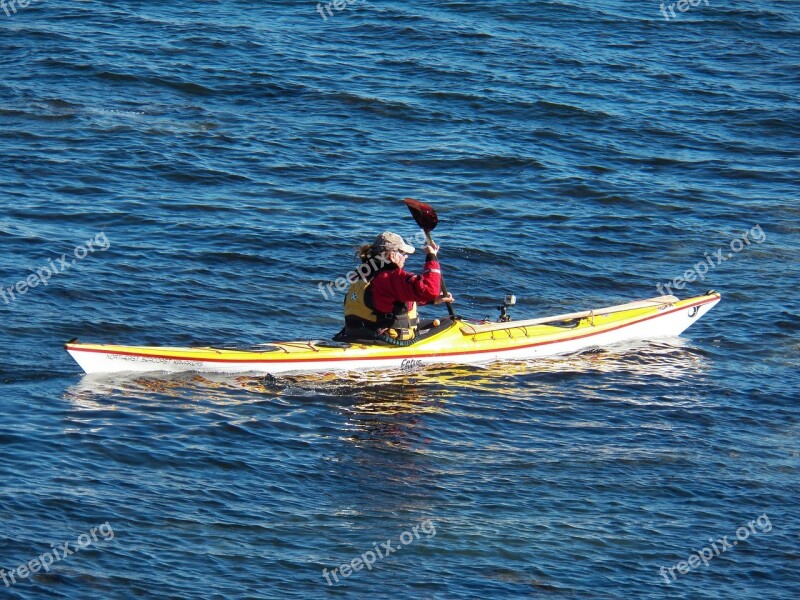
[{"left": 424, "top": 231, "right": 456, "bottom": 318}]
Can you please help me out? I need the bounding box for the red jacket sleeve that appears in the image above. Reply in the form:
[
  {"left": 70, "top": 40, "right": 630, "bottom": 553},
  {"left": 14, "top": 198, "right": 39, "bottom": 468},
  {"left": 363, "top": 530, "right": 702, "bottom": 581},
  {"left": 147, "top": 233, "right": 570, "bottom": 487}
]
[{"left": 370, "top": 259, "right": 441, "bottom": 313}]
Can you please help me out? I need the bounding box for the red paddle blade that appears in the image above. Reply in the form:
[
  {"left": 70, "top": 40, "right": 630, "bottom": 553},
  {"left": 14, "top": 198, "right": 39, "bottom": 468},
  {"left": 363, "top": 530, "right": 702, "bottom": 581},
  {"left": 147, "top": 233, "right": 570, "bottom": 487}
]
[{"left": 404, "top": 198, "right": 439, "bottom": 232}]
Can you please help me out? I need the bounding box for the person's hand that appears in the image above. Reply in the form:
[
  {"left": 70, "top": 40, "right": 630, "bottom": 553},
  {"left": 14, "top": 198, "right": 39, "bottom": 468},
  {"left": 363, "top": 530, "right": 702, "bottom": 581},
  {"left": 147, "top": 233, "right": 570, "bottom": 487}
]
[
  {"left": 434, "top": 293, "right": 454, "bottom": 304},
  {"left": 423, "top": 241, "right": 439, "bottom": 257}
]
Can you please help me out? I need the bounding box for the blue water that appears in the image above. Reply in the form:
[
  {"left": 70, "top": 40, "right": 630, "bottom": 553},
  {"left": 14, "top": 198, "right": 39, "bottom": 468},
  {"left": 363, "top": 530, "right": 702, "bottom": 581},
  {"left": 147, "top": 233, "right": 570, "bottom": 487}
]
[{"left": 1, "top": 1, "right": 799, "bottom": 598}]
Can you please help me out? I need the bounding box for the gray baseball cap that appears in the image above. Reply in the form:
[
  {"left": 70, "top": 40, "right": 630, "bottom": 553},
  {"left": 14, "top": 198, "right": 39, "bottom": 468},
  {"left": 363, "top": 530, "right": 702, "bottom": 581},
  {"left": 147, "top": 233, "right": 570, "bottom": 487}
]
[{"left": 372, "top": 231, "right": 415, "bottom": 254}]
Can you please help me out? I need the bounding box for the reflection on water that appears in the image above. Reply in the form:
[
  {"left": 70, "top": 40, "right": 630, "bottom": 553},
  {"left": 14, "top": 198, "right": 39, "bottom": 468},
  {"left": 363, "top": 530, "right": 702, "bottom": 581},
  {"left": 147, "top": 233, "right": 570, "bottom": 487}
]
[{"left": 50, "top": 333, "right": 758, "bottom": 600}]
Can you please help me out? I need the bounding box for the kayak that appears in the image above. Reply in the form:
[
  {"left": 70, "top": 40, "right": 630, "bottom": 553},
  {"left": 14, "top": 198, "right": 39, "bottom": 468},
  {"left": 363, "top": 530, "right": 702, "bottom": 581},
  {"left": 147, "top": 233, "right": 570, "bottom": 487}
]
[{"left": 65, "top": 291, "right": 721, "bottom": 376}]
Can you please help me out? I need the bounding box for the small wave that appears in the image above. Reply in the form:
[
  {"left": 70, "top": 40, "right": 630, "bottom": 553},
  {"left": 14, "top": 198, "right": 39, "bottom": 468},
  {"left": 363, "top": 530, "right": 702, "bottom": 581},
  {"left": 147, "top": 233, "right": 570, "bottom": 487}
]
[{"left": 85, "top": 107, "right": 146, "bottom": 118}]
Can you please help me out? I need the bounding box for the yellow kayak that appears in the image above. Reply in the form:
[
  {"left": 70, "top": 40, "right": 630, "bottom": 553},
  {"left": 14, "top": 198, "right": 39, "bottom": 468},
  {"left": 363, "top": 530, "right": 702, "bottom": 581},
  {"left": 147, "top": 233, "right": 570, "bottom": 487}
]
[{"left": 65, "top": 291, "right": 720, "bottom": 376}]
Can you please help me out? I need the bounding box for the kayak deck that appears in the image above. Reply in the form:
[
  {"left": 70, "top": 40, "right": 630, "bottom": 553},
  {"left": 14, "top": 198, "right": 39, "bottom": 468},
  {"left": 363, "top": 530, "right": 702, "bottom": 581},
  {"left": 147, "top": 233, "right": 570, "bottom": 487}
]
[{"left": 65, "top": 291, "right": 721, "bottom": 375}]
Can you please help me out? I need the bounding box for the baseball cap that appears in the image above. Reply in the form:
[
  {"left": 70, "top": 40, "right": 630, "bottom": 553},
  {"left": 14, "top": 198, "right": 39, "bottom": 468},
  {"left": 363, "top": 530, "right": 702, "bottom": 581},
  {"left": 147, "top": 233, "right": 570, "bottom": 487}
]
[{"left": 372, "top": 231, "right": 415, "bottom": 254}]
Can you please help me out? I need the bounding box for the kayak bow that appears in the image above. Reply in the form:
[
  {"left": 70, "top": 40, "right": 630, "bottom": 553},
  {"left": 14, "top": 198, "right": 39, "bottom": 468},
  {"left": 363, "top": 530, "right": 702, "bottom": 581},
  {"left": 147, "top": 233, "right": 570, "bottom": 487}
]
[{"left": 65, "top": 291, "right": 721, "bottom": 376}]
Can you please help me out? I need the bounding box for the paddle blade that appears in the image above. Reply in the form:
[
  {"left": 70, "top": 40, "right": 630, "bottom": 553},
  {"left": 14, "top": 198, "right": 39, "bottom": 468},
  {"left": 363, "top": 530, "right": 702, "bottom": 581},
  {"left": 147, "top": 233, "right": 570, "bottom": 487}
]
[{"left": 404, "top": 198, "right": 439, "bottom": 232}]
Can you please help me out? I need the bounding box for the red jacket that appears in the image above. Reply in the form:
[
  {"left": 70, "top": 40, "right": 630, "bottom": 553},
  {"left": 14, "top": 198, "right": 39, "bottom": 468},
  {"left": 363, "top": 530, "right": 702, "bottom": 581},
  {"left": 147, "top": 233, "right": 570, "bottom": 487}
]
[{"left": 370, "top": 258, "right": 441, "bottom": 314}]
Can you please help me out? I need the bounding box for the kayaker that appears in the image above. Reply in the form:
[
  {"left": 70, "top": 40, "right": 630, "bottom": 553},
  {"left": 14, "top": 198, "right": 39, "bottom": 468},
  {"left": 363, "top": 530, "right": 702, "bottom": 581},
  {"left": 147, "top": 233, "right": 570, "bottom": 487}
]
[{"left": 335, "top": 231, "right": 453, "bottom": 345}]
